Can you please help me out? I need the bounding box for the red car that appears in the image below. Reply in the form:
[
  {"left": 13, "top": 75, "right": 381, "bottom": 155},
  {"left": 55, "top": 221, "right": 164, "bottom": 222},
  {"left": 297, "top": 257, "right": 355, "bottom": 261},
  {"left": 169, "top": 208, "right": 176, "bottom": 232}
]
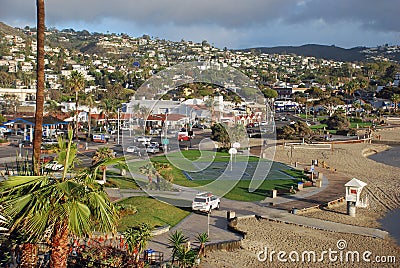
[{"left": 178, "top": 132, "right": 191, "bottom": 141}]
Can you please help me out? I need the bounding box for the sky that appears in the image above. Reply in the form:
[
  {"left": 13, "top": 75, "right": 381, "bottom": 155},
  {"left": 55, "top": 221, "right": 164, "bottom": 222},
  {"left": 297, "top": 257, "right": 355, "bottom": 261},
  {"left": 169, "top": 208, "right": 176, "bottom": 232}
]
[{"left": 1, "top": 0, "right": 399, "bottom": 49}]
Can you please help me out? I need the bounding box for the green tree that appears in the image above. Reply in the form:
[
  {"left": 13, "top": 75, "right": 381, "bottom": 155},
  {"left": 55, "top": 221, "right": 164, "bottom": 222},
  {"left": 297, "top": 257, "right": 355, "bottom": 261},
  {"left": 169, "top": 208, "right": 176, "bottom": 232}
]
[
  {"left": 123, "top": 223, "right": 153, "bottom": 263},
  {"left": 67, "top": 71, "right": 85, "bottom": 140},
  {"left": 91, "top": 146, "right": 115, "bottom": 184},
  {"left": 391, "top": 93, "right": 400, "bottom": 113},
  {"left": 211, "top": 123, "right": 230, "bottom": 148},
  {"left": 168, "top": 230, "right": 188, "bottom": 265},
  {"left": 0, "top": 132, "right": 118, "bottom": 268},
  {"left": 352, "top": 101, "right": 362, "bottom": 118},
  {"left": 175, "top": 245, "right": 197, "bottom": 268},
  {"left": 325, "top": 113, "right": 350, "bottom": 130},
  {"left": 204, "top": 98, "right": 216, "bottom": 122},
  {"left": 81, "top": 94, "right": 94, "bottom": 140},
  {"left": 196, "top": 232, "right": 209, "bottom": 259},
  {"left": 316, "top": 97, "right": 345, "bottom": 117},
  {"left": 260, "top": 86, "right": 278, "bottom": 100}
]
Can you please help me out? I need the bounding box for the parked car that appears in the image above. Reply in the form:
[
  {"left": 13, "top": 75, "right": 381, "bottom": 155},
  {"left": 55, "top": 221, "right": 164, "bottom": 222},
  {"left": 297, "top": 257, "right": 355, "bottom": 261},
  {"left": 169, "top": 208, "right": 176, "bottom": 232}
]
[
  {"left": 192, "top": 124, "right": 207, "bottom": 129},
  {"left": 44, "top": 161, "right": 64, "bottom": 171},
  {"left": 192, "top": 192, "right": 220, "bottom": 213},
  {"left": 146, "top": 145, "right": 160, "bottom": 154},
  {"left": 136, "top": 136, "right": 151, "bottom": 144},
  {"left": 178, "top": 132, "right": 191, "bottom": 141},
  {"left": 126, "top": 146, "right": 140, "bottom": 153}
]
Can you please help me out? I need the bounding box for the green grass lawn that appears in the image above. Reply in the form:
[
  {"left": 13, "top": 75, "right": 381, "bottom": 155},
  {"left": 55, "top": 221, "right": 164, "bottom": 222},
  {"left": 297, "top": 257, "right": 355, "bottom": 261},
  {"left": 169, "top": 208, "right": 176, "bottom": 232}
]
[
  {"left": 116, "top": 196, "right": 190, "bottom": 232},
  {"left": 280, "top": 168, "right": 309, "bottom": 180},
  {"left": 349, "top": 122, "right": 372, "bottom": 128},
  {"left": 105, "top": 171, "right": 140, "bottom": 189},
  {"left": 223, "top": 179, "right": 299, "bottom": 201},
  {"left": 149, "top": 151, "right": 303, "bottom": 202},
  {"left": 310, "top": 124, "right": 328, "bottom": 130}
]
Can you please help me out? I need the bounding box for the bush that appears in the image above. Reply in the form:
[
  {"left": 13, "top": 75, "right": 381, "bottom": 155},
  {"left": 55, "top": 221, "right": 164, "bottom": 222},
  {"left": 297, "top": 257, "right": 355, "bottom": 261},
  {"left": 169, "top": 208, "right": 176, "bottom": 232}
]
[
  {"left": 216, "top": 147, "right": 230, "bottom": 153},
  {"left": 324, "top": 113, "right": 350, "bottom": 130}
]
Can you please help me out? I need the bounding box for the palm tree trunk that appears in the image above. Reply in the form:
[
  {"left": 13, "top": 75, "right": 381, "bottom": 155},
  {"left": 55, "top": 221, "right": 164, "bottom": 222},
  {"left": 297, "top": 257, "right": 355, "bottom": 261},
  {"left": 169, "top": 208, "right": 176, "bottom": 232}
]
[
  {"left": 103, "top": 167, "right": 107, "bottom": 184},
  {"left": 87, "top": 105, "right": 92, "bottom": 142},
  {"left": 19, "top": 243, "right": 38, "bottom": 268},
  {"left": 50, "top": 221, "right": 70, "bottom": 268},
  {"left": 33, "top": 0, "right": 45, "bottom": 175}
]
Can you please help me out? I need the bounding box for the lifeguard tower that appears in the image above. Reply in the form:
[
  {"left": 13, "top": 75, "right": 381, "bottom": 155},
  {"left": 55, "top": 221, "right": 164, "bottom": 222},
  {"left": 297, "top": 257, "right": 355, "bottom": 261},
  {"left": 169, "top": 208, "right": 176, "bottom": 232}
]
[{"left": 344, "top": 178, "right": 368, "bottom": 217}]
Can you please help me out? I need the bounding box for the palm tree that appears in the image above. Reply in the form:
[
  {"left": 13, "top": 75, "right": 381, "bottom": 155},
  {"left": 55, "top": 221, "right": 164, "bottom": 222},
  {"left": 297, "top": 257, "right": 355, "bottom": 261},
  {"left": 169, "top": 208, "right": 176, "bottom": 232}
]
[
  {"left": 196, "top": 232, "right": 209, "bottom": 258},
  {"left": 204, "top": 98, "right": 216, "bottom": 122},
  {"left": 67, "top": 71, "right": 85, "bottom": 141},
  {"left": 391, "top": 93, "right": 400, "bottom": 113},
  {"left": 168, "top": 230, "right": 188, "bottom": 264},
  {"left": 175, "top": 246, "right": 197, "bottom": 268},
  {"left": 139, "top": 163, "right": 156, "bottom": 185},
  {"left": 0, "top": 131, "right": 119, "bottom": 268},
  {"left": 44, "top": 99, "right": 60, "bottom": 116},
  {"left": 99, "top": 98, "right": 118, "bottom": 130},
  {"left": 81, "top": 94, "right": 94, "bottom": 141},
  {"left": 92, "top": 146, "right": 115, "bottom": 184},
  {"left": 123, "top": 223, "right": 153, "bottom": 263},
  {"left": 32, "top": 0, "right": 46, "bottom": 176}
]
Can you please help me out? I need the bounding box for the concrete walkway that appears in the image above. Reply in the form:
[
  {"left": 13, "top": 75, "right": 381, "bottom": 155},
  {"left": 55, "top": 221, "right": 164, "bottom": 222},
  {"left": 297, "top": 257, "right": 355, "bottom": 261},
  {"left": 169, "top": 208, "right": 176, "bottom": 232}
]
[{"left": 220, "top": 199, "right": 388, "bottom": 239}]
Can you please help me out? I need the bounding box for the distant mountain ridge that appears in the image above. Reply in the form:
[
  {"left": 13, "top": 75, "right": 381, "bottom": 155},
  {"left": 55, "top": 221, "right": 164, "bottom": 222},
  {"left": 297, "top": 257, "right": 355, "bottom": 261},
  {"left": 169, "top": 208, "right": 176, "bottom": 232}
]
[{"left": 240, "top": 44, "right": 400, "bottom": 63}]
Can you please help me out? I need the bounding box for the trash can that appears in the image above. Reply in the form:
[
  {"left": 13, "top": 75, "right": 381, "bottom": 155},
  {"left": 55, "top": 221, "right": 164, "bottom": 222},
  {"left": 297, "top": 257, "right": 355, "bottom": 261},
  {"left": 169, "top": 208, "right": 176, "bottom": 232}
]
[
  {"left": 227, "top": 210, "right": 236, "bottom": 220},
  {"left": 145, "top": 249, "right": 155, "bottom": 262}
]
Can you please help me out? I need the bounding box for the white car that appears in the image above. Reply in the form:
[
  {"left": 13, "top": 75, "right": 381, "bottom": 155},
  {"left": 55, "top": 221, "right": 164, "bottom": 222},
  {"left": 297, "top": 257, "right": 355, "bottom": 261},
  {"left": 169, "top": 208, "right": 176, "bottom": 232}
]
[
  {"left": 44, "top": 161, "right": 64, "bottom": 171},
  {"left": 136, "top": 136, "right": 151, "bottom": 143},
  {"left": 192, "top": 192, "right": 220, "bottom": 213},
  {"left": 126, "top": 146, "right": 140, "bottom": 153},
  {"left": 146, "top": 145, "right": 160, "bottom": 154}
]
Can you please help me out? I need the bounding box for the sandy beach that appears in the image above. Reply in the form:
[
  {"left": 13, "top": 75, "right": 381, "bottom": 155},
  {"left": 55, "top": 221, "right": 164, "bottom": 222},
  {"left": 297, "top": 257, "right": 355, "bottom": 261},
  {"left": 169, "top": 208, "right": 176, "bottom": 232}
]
[{"left": 201, "top": 127, "right": 400, "bottom": 267}]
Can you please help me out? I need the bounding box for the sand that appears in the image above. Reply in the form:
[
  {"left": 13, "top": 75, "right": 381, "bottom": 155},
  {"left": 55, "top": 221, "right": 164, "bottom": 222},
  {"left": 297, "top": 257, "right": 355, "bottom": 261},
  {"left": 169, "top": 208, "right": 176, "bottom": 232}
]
[{"left": 201, "top": 127, "right": 400, "bottom": 267}]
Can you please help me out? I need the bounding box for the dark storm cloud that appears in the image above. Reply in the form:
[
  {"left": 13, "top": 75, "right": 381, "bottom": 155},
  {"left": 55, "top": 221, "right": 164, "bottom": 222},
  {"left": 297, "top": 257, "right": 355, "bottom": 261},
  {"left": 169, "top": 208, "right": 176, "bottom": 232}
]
[
  {"left": 0, "top": 0, "right": 298, "bottom": 28},
  {"left": 287, "top": 0, "right": 400, "bottom": 32},
  {"left": 0, "top": 0, "right": 398, "bottom": 48}
]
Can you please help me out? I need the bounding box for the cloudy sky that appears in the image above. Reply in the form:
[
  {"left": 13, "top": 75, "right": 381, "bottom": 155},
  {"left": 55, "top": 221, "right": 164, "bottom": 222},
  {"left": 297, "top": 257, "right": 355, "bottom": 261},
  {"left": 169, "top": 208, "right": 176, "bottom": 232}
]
[{"left": 1, "top": 0, "right": 399, "bottom": 49}]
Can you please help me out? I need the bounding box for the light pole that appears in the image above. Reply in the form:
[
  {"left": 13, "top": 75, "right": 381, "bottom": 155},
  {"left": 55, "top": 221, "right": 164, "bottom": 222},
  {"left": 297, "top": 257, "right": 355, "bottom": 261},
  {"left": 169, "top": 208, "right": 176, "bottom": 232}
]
[
  {"left": 207, "top": 211, "right": 210, "bottom": 237},
  {"left": 117, "top": 108, "right": 120, "bottom": 145}
]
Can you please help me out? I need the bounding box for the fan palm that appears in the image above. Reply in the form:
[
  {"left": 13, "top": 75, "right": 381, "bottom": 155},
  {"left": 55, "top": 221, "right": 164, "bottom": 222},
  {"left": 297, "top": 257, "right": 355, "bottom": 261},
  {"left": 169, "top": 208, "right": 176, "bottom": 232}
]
[
  {"left": 0, "top": 131, "right": 119, "bottom": 268},
  {"left": 92, "top": 146, "right": 115, "bottom": 184},
  {"left": 67, "top": 71, "right": 85, "bottom": 141}
]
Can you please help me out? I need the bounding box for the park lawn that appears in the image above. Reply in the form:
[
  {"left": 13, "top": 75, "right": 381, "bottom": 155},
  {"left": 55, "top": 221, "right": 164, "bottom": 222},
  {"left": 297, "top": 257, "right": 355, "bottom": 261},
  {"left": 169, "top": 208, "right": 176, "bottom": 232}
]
[
  {"left": 151, "top": 150, "right": 261, "bottom": 164},
  {"left": 280, "top": 168, "right": 309, "bottom": 180},
  {"left": 116, "top": 196, "right": 190, "bottom": 232},
  {"left": 349, "top": 122, "right": 372, "bottom": 128},
  {"left": 223, "top": 179, "right": 300, "bottom": 202},
  {"left": 310, "top": 124, "right": 327, "bottom": 130},
  {"left": 105, "top": 172, "right": 140, "bottom": 189},
  {"left": 126, "top": 152, "right": 304, "bottom": 202}
]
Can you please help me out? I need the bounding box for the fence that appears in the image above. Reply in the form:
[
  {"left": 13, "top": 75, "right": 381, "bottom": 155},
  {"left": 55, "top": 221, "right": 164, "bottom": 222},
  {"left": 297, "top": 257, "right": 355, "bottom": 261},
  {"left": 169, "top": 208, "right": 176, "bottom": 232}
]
[{"left": 284, "top": 142, "right": 332, "bottom": 150}]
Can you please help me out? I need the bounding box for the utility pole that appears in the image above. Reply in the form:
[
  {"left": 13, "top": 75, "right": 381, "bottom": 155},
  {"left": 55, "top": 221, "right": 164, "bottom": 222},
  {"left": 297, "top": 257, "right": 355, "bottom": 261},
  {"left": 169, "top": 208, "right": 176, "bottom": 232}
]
[{"left": 117, "top": 108, "right": 120, "bottom": 144}]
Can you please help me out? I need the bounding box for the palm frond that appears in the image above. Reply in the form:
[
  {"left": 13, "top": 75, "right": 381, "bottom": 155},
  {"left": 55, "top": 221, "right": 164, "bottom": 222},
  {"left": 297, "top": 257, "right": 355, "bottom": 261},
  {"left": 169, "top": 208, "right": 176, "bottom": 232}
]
[
  {"left": 87, "top": 192, "right": 118, "bottom": 233},
  {"left": 67, "top": 201, "right": 92, "bottom": 236}
]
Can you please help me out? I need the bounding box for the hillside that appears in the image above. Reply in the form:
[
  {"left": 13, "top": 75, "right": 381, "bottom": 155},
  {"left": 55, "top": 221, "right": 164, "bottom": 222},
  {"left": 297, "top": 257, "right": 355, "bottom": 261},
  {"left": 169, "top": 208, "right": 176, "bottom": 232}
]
[
  {"left": 241, "top": 44, "right": 400, "bottom": 63},
  {"left": 0, "top": 22, "right": 26, "bottom": 37}
]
